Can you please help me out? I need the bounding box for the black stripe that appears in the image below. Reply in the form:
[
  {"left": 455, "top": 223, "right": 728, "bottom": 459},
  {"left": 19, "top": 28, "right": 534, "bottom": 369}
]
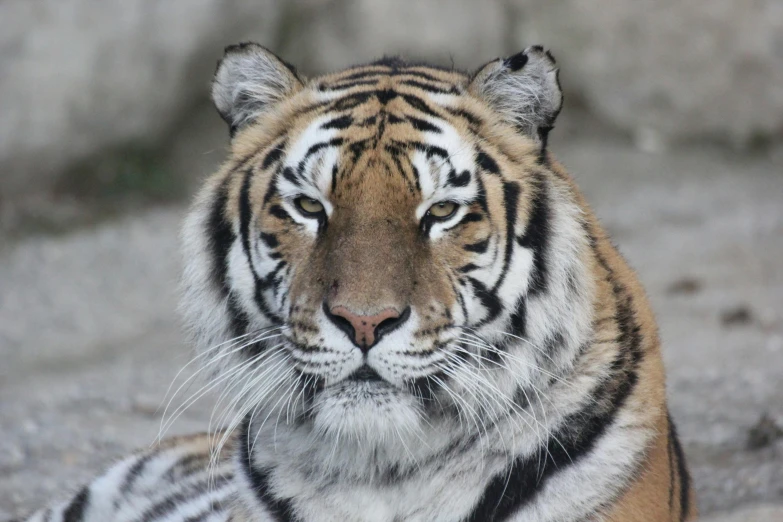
[
  {"left": 321, "top": 115, "right": 354, "bottom": 130},
  {"left": 386, "top": 113, "right": 404, "bottom": 124},
  {"left": 334, "top": 67, "right": 452, "bottom": 85},
  {"left": 240, "top": 417, "right": 299, "bottom": 521},
  {"left": 452, "top": 275, "right": 469, "bottom": 323},
  {"left": 240, "top": 170, "right": 283, "bottom": 324},
  {"left": 464, "top": 239, "right": 489, "bottom": 253},
  {"left": 386, "top": 148, "right": 416, "bottom": 194},
  {"left": 376, "top": 89, "right": 398, "bottom": 104},
  {"left": 281, "top": 166, "right": 300, "bottom": 187},
  {"left": 492, "top": 181, "right": 521, "bottom": 292},
  {"left": 136, "top": 475, "right": 233, "bottom": 522},
  {"left": 446, "top": 107, "right": 483, "bottom": 127},
  {"left": 446, "top": 169, "right": 471, "bottom": 187},
  {"left": 348, "top": 138, "right": 372, "bottom": 162},
  {"left": 328, "top": 90, "right": 374, "bottom": 112},
  {"left": 318, "top": 79, "right": 378, "bottom": 91},
  {"left": 62, "top": 487, "right": 90, "bottom": 522},
  {"left": 386, "top": 143, "right": 421, "bottom": 192},
  {"left": 400, "top": 93, "right": 444, "bottom": 119},
  {"left": 465, "top": 238, "right": 645, "bottom": 521},
  {"left": 330, "top": 69, "right": 389, "bottom": 82},
  {"left": 669, "top": 413, "right": 691, "bottom": 520},
  {"left": 406, "top": 116, "right": 442, "bottom": 133},
  {"left": 507, "top": 296, "right": 527, "bottom": 340},
  {"left": 262, "top": 141, "right": 286, "bottom": 170},
  {"left": 410, "top": 164, "right": 422, "bottom": 192},
  {"left": 207, "top": 177, "right": 249, "bottom": 335},
  {"left": 297, "top": 138, "right": 345, "bottom": 175},
  {"left": 476, "top": 150, "right": 500, "bottom": 175},
  {"left": 475, "top": 175, "right": 489, "bottom": 213},
  {"left": 398, "top": 68, "right": 453, "bottom": 83},
  {"left": 516, "top": 176, "right": 550, "bottom": 296},
  {"left": 259, "top": 232, "right": 279, "bottom": 249},
  {"left": 466, "top": 277, "right": 503, "bottom": 325},
  {"left": 263, "top": 168, "right": 281, "bottom": 206},
  {"left": 207, "top": 178, "right": 234, "bottom": 298},
  {"left": 119, "top": 453, "right": 154, "bottom": 494},
  {"left": 391, "top": 139, "right": 449, "bottom": 159},
  {"left": 400, "top": 78, "right": 459, "bottom": 94}
]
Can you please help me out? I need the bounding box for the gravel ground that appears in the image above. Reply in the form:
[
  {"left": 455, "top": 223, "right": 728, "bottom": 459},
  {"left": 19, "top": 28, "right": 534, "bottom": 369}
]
[{"left": 1, "top": 139, "right": 782, "bottom": 520}]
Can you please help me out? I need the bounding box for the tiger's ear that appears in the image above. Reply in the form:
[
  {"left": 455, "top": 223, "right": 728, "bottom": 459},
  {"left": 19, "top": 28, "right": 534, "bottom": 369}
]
[
  {"left": 212, "top": 43, "right": 304, "bottom": 135},
  {"left": 469, "top": 46, "right": 562, "bottom": 149}
]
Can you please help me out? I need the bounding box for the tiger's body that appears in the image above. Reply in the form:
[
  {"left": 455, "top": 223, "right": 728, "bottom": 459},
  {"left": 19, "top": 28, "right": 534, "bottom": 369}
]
[{"left": 20, "top": 44, "right": 695, "bottom": 521}]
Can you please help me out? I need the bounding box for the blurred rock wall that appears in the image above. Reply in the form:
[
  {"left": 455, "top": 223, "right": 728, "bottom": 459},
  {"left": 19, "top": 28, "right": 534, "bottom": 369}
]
[{"left": 1, "top": 0, "right": 782, "bottom": 216}]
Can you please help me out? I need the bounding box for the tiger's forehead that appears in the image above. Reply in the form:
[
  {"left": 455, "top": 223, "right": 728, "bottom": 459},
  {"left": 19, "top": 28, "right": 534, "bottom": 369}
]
[
  {"left": 273, "top": 63, "right": 482, "bottom": 206},
  {"left": 314, "top": 60, "right": 469, "bottom": 93}
]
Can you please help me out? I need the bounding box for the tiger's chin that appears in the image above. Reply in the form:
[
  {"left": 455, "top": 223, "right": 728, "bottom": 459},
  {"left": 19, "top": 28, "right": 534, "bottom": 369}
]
[{"left": 309, "top": 377, "right": 425, "bottom": 444}]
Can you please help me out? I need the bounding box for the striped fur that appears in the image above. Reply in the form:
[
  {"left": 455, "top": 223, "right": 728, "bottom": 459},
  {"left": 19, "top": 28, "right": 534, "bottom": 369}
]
[
  {"left": 20, "top": 434, "right": 235, "bottom": 522},
  {"left": 22, "top": 44, "right": 695, "bottom": 521}
]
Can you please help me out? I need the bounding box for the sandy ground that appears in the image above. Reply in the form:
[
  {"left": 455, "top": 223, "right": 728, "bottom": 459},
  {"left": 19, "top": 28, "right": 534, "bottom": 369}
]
[{"left": 1, "top": 138, "right": 782, "bottom": 520}]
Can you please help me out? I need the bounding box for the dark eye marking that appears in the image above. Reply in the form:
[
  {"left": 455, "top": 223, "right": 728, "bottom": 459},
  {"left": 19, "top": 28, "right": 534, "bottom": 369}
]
[
  {"left": 269, "top": 205, "right": 290, "bottom": 220},
  {"left": 462, "top": 212, "right": 484, "bottom": 223},
  {"left": 446, "top": 169, "right": 471, "bottom": 187},
  {"left": 464, "top": 239, "right": 490, "bottom": 254}
]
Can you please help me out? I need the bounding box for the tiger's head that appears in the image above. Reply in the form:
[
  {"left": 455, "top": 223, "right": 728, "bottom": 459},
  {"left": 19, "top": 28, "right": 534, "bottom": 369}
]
[{"left": 181, "top": 44, "right": 594, "bottom": 451}]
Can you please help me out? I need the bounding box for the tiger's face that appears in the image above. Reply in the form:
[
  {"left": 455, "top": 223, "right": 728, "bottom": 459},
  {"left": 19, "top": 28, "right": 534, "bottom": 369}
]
[{"left": 182, "top": 44, "right": 590, "bottom": 445}]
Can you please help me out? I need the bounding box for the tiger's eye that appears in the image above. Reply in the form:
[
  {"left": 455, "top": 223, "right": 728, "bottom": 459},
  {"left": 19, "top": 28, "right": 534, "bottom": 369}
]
[
  {"left": 295, "top": 197, "right": 324, "bottom": 215},
  {"left": 428, "top": 201, "right": 458, "bottom": 219}
]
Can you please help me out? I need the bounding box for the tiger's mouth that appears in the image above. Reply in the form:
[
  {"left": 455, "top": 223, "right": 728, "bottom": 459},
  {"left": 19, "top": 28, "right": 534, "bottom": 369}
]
[{"left": 348, "top": 365, "right": 385, "bottom": 382}]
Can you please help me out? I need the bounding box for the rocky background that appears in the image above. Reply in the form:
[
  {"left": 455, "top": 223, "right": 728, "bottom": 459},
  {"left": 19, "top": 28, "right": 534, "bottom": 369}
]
[{"left": 1, "top": 1, "right": 782, "bottom": 520}]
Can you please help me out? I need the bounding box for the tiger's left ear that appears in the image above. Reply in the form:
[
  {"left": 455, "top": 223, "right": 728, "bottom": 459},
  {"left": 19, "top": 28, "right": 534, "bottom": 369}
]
[{"left": 469, "top": 46, "right": 563, "bottom": 149}]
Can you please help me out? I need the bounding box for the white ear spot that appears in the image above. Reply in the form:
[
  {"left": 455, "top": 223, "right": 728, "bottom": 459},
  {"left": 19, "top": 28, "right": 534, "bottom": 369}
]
[
  {"left": 212, "top": 42, "right": 303, "bottom": 134},
  {"left": 469, "top": 46, "right": 563, "bottom": 146}
]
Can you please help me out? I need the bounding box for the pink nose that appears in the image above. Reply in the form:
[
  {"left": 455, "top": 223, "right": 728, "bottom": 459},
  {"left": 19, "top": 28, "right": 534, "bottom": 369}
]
[{"left": 328, "top": 306, "right": 402, "bottom": 350}]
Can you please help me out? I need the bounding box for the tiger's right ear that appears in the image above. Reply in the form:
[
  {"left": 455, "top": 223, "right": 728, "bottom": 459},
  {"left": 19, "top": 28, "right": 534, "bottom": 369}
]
[
  {"left": 469, "top": 46, "right": 562, "bottom": 150},
  {"left": 212, "top": 43, "right": 304, "bottom": 136}
]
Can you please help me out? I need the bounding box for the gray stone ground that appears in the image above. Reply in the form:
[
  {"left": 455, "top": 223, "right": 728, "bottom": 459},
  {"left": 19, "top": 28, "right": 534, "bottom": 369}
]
[{"left": 1, "top": 138, "right": 782, "bottom": 520}]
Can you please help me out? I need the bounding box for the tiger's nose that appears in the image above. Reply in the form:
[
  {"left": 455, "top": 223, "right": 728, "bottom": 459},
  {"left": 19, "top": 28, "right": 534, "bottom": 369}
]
[{"left": 325, "top": 304, "right": 410, "bottom": 352}]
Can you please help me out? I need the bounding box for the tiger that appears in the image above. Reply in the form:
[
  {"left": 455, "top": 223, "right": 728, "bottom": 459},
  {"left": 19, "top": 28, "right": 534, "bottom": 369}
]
[{"left": 18, "top": 43, "right": 696, "bottom": 522}]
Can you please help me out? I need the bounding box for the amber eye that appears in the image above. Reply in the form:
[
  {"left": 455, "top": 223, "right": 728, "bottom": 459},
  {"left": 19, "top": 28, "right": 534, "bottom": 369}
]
[
  {"left": 427, "top": 201, "right": 458, "bottom": 220},
  {"left": 294, "top": 196, "right": 325, "bottom": 216}
]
